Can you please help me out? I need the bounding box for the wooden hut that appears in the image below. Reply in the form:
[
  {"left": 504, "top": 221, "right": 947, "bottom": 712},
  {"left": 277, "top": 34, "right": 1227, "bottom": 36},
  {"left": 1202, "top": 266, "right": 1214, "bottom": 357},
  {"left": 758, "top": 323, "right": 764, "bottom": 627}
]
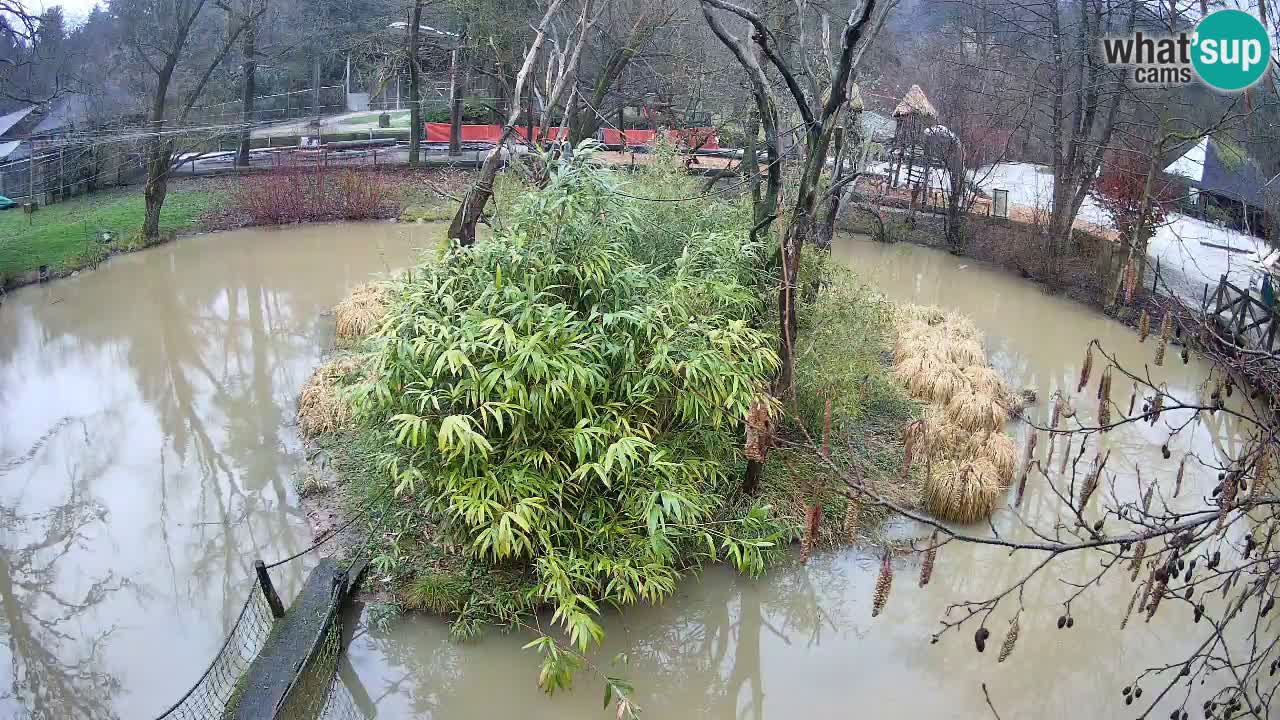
[{"left": 888, "top": 85, "right": 938, "bottom": 192}]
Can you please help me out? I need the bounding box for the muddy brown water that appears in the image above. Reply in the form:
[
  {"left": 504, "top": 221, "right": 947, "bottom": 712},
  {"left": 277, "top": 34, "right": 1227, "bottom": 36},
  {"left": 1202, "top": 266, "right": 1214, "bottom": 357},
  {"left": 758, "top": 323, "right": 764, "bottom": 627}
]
[{"left": 0, "top": 226, "right": 1252, "bottom": 719}]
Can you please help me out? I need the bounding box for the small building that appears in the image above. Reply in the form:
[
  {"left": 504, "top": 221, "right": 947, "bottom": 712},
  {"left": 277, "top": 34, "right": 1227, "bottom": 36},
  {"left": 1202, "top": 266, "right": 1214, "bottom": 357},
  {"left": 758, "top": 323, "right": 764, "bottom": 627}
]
[{"left": 1163, "top": 137, "right": 1270, "bottom": 236}]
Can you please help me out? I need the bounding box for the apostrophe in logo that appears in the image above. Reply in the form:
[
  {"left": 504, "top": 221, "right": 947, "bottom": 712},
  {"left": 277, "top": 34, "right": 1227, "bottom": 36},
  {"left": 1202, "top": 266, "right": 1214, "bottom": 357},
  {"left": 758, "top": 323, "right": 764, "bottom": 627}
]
[{"left": 1191, "top": 9, "right": 1271, "bottom": 91}]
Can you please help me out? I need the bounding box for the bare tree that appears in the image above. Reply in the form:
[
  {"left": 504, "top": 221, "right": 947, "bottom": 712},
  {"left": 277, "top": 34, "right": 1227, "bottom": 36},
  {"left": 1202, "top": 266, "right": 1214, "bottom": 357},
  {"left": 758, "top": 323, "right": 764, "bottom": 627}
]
[
  {"left": 117, "top": 0, "right": 265, "bottom": 240},
  {"left": 447, "top": 0, "right": 567, "bottom": 245}
]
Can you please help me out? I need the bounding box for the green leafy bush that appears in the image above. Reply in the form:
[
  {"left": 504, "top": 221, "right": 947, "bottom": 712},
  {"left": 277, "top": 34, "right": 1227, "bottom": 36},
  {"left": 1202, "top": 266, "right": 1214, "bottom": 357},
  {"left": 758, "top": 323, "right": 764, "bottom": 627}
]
[{"left": 355, "top": 149, "right": 788, "bottom": 664}]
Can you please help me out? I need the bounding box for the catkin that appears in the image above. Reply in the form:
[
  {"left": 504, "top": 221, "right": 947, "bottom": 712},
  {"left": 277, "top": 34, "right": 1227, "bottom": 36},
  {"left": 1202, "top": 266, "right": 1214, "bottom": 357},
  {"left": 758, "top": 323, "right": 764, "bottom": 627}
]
[
  {"left": 1138, "top": 309, "right": 1150, "bottom": 342},
  {"left": 1123, "top": 259, "right": 1138, "bottom": 304},
  {"left": 1142, "top": 483, "right": 1155, "bottom": 513},
  {"left": 1154, "top": 314, "right": 1172, "bottom": 366},
  {"left": 1149, "top": 393, "right": 1164, "bottom": 423},
  {"left": 1145, "top": 569, "right": 1168, "bottom": 621},
  {"left": 920, "top": 529, "right": 939, "bottom": 587},
  {"left": 1046, "top": 397, "right": 1063, "bottom": 466},
  {"left": 1015, "top": 432, "right": 1038, "bottom": 508},
  {"left": 1098, "top": 367, "right": 1112, "bottom": 428},
  {"left": 844, "top": 497, "right": 861, "bottom": 542},
  {"left": 1079, "top": 456, "right": 1101, "bottom": 509},
  {"left": 1077, "top": 343, "right": 1094, "bottom": 393},
  {"left": 1120, "top": 585, "right": 1140, "bottom": 629},
  {"left": 872, "top": 549, "right": 893, "bottom": 617},
  {"left": 1130, "top": 540, "right": 1147, "bottom": 581},
  {"left": 1059, "top": 436, "right": 1073, "bottom": 476},
  {"left": 1218, "top": 472, "right": 1239, "bottom": 531},
  {"left": 1174, "top": 455, "right": 1186, "bottom": 497},
  {"left": 1127, "top": 382, "right": 1137, "bottom": 416},
  {"left": 998, "top": 616, "right": 1020, "bottom": 662},
  {"left": 1137, "top": 563, "right": 1155, "bottom": 615}
]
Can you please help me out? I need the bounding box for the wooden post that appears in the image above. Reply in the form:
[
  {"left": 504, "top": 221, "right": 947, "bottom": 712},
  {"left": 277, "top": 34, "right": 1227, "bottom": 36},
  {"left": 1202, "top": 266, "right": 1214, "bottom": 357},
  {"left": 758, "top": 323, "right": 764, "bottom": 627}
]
[
  {"left": 255, "top": 560, "right": 286, "bottom": 618},
  {"left": 28, "top": 144, "right": 35, "bottom": 205}
]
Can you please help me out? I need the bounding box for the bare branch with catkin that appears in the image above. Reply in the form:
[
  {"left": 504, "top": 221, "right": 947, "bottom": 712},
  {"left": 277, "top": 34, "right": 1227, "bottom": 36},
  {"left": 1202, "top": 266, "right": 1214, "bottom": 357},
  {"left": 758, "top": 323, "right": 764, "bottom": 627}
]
[
  {"left": 1138, "top": 309, "right": 1150, "bottom": 342},
  {"left": 1153, "top": 313, "right": 1172, "bottom": 366},
  {"left": 920, "top": 529, "right": 939, "bottom": 587},
  {"left": 998, "top": 615, "right": 1020, "bottom": 662},
  {"left": 1077, "top": 343, "right": 1094, "bottom": 393},
  {"left": 872, "top": 549, "right": 893, "bottom": 617}
]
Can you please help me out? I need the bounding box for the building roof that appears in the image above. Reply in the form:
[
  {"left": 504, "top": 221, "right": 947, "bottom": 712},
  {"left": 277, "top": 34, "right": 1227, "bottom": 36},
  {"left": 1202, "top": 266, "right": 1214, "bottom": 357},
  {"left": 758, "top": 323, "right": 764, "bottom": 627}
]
[
  {"left": 858, "top": 111, "right": 895, "bottom": 142},
  {"left": 893, "top": 85, "right": 937, "bottom": 120},
  {"left": 0, "top": 105, "right": 35, "bottom": 138},
  {"left": 1164, "top": 137, "right": 1268, "bottom": 208},
  {"left": 0, "top": 141, "right": 21, "bottom": 160},
  {"left": 31, "top": 94, "right": 90, "bottom": 135}
]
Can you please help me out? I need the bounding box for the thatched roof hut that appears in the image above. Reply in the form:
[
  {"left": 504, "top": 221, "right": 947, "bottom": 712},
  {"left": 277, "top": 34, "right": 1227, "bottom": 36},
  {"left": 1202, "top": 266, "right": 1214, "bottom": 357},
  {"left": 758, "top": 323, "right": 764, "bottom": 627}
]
[{"left": 893, "top": 85, "right": 937, "bottom": 120}]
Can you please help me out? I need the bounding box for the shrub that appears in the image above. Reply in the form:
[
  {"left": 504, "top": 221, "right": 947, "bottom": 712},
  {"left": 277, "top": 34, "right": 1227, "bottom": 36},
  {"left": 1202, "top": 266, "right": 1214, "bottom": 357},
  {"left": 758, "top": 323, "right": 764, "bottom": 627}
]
[
  {"left": 231, "top": 167, "right": 394, "bottom": 226},
  {"left": 354, "top": 150, "right": 789, "bottom": 671}
]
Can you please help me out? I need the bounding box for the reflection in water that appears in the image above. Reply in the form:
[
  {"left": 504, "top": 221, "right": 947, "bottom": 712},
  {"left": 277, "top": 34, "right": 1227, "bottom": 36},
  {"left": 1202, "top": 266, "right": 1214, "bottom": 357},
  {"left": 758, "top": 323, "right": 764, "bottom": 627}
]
[
  {"left": 342, "top": 234, "right": 1253, "bottom": 720},
  {"left": 0, "top": 468, "right": 123, "bottom": 719},
  {"left": 0, "top": 222, "right": 436, "bottom": 718}
]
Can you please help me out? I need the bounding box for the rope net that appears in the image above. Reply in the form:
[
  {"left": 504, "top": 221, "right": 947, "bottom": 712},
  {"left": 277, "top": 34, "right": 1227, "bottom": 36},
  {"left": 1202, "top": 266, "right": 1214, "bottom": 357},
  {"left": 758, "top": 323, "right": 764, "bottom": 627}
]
[{"left": 154, "top": 581, "right": 276, "bottom": 719}]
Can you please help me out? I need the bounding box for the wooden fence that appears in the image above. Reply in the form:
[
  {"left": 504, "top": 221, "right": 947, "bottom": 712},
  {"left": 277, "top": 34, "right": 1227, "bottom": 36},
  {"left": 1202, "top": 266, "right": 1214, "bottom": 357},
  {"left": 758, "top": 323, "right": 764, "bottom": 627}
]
[{"left": 1207, "top": 275, "right": 1280, "bottom": 353}]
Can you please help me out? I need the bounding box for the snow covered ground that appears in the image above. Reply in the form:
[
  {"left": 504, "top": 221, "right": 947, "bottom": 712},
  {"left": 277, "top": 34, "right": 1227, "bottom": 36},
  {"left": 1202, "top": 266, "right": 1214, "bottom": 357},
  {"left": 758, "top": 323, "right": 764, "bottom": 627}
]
[{"left": 972, "top": 162, "right": 1270, "bottom": 303}]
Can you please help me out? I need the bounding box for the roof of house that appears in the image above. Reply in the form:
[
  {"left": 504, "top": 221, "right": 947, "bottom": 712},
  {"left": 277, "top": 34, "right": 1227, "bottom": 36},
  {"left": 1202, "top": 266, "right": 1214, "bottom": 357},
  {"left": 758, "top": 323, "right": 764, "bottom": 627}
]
[
  {"left": 893, "top": 85, "right": 937, "bottom": 120},
  {"left": 859, "top": 111, "right": 895, "bottom": 142},
  {"left": 0, "top": 105, "right": 35, "bottom": 138},
  {"left": 1164, "top": 136, "right": 1269, "bottom": 208},
  {"left": 31, "top": 94, "right": 91, "bottom": 135}
]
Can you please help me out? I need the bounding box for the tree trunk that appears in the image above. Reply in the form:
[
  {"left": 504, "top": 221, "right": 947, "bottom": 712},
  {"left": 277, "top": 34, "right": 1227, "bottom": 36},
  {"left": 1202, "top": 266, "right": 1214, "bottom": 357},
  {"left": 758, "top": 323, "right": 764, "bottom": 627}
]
[
  {"left": 236, "top": 21, "right": 257, "bottom": 167},
  {"left": 408, "top": 1, "right": 423, "bottom": 166},
  {"left": 143, "top": 141, "right": 171, "bottom": 241},
  {"left": 448, "top": 48, "right": 463, "bottom": 156}
]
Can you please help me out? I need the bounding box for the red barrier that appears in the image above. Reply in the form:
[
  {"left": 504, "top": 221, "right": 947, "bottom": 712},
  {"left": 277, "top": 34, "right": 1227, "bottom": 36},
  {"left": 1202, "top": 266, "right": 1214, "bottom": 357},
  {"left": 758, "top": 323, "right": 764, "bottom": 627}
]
[
  {"left": 424, "top": 122, "right": 503, "bottom": 143},
  {"left": 602, "top": 128, "right": 718, "bottom": 149}
]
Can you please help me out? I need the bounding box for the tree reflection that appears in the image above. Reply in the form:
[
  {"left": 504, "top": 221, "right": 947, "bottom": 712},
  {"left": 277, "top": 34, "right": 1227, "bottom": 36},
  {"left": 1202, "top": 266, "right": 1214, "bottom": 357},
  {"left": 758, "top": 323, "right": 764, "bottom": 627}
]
[{"left": 0, "top": 477, "right": 124, "bottom": 719}]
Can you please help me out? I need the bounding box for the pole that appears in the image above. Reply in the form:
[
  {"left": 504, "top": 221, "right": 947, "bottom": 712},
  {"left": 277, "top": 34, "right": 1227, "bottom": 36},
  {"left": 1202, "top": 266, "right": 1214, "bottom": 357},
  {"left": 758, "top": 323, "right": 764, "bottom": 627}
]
[
  {"left": 29, "top": 142, "right": 36, "bottom": 205},
  {"left": 255, "top": 560, "right": 286, "bottom": 619}
]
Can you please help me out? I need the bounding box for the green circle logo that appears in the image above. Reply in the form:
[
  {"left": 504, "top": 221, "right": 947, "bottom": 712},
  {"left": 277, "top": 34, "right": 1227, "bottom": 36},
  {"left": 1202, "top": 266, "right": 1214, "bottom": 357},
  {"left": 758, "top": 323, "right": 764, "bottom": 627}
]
[{"left": 1192, "top": 9, "right": 1271, "bottom": 91}]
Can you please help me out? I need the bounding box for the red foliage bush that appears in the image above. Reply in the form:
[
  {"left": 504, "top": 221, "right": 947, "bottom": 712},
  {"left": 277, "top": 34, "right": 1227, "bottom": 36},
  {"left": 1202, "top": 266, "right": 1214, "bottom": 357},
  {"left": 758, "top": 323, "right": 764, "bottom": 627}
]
[
  {"left": 1094, "top": 149, "right": 1178, "bottom": 243},
  {"left": 232, "top": 167, "right": 395, "bottom": 226}
]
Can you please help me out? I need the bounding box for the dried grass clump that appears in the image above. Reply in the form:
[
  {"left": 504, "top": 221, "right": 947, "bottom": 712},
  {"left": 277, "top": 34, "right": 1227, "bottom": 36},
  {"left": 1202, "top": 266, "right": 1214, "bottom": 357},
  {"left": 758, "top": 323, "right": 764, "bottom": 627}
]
[
  {"left": 944, "top": 338, "right": 987, "bottom": 367},
  {"left": 297, "top": 356, "right": 361, "bottom": 437},
  {"left": 962, "top": 365, "right": 1009, "bottom": 397},
  {"left": 974, "top": 431, "right": 1017, "bottom": 484},
  {"left": 334, "top": 282, "right": 391, "bottom": 343},
  {"left": 924, "top": 459, "right": 1003, "bottom": 523},
  {"left": 946, "top": 389, "right": 1007, "bottom": 433},
  {"left": 893, "top": 303, "right": 1019, "bottom": 523}
]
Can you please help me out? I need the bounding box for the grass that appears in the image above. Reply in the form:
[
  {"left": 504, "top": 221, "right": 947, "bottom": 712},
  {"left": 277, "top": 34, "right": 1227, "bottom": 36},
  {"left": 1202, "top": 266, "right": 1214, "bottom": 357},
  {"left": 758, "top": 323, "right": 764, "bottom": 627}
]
[{"left": 0, "top": 183, "right": 224, "bottom": 282}]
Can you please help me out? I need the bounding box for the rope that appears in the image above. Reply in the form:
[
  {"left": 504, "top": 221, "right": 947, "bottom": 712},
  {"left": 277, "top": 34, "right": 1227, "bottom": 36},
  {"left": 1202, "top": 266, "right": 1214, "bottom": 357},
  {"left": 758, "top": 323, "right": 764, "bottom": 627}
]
[{"left": 262, "top": 476, "right": 397, "bottom": 569}]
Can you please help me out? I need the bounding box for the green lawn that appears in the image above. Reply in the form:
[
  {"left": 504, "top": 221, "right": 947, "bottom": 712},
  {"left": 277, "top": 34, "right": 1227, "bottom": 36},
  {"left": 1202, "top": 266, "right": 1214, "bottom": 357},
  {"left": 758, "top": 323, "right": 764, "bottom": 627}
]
[{"left": 0, "top": 184, "right": 223, "bottom": 281}]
